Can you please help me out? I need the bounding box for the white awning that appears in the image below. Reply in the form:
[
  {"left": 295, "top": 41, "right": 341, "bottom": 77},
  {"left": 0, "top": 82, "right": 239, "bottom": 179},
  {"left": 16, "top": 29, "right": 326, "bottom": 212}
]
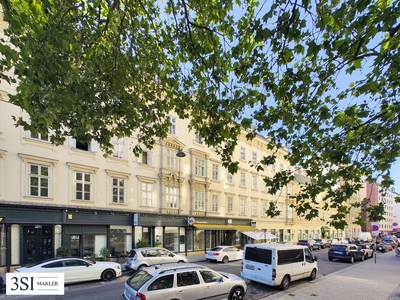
[{"left": 241, "top": 231, "right": 277, "bottom": 240}]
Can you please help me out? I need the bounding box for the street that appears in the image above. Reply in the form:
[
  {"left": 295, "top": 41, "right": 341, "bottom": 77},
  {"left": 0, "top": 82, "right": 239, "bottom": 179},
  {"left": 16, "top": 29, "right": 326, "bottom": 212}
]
[{"left": 0, "top": 248, "right": 371, "bottom": 300}]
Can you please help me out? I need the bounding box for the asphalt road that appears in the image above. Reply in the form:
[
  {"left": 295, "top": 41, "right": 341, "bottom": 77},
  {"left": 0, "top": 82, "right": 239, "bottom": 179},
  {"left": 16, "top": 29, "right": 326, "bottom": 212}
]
[{"left": 0, "top": 248, "right": 364, "bottom": 300}]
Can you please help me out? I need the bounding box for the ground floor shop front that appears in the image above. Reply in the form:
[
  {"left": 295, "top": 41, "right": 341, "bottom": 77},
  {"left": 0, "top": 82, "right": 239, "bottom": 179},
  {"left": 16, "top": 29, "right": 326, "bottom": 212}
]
[{"left": 0, "top": 204, "right": 254, "bottom": 273}]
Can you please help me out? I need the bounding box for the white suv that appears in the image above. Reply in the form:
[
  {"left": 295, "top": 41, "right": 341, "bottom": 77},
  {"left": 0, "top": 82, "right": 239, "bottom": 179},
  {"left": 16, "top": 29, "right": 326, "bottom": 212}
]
[
  {"left": 122, "top": 263, "right": 247, "bottom": 300},
  {"left": 124, "top": 247, "right": 188, "bottom": 272}
]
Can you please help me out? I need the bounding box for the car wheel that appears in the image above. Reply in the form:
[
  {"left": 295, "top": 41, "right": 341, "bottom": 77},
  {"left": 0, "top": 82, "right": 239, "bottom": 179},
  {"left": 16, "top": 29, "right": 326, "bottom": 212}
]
[
  {"left": 222, "top": 256, "right": 229, "bottom": 264},
  {"left": 309, "top": 268, "right": 317, "bottom": 281},
  {"left": 101, "top": 269, "right": 116, "bottom": 281},
  {"left": 328, "top": 257, "right": 333, "bottom": 261},
  {"left": 177, "top": 260, "right": 185, "bottom": 263},
  {"left": 228, "top": 287, "right": 244, "bottom": 300},
  {"left": 280, "top": 275, "right": 290, "bottom": 290},
  {"left": 350, "top": 256, "right": 354, "bottom": 264},
  {"left": 137, "top": 265, "right": 146, "bottom": 272}
]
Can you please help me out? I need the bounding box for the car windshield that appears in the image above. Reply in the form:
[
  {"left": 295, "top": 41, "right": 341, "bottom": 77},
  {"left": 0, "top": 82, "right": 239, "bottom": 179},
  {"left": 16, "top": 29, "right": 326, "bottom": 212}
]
[{"left": 127, "top": 271, "right": 153, "bottom": 290}]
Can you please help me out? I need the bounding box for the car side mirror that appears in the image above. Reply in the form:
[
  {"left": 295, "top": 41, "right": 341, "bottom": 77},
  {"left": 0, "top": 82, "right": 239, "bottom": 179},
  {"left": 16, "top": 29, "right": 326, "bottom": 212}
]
[
  {"left": 216, "top": 278, "right": 222, "bottom": 283},
  {"left": 313, "top": 256, "right": 318, "bottom": 261}
]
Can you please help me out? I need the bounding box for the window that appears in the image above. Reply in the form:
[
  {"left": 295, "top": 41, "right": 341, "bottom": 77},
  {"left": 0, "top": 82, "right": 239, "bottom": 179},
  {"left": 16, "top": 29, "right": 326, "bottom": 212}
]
[
  {"left": 279, "top": 204, "right": 284, "bottom": 218},
  {"left": 194, "top": 134, "right": 203, "bottom": 144},
  {"left": 195, "top": 158, "right": 206, "bottom": 177},
  {"left": 252, "top": 175, "right": 258, "bottom": 190},
  {"left": 112, "top": 177, "right": 125, "bottom": 204},
  {"left": 141, "top": 182, "right": 153, "bottom": 206},
  {"left": 178, "top": 271, "right": 200, "bottom": 286},
  {"left": 240, "top": 198, "right": 246, "bottom": 215},
  {"left": 212, "top": 164, "right": 219, "bottom": 181},
  {"left": 272, "top": 163, "right": 276, "bottom": 172},
  {"left": 227, "top": 196, "right": 233, "bottom": 214},
  {"left": 141, "top": 150, "right": 153, "bottom": 166},
  {"left": 240, "top": 146, "right": 246, "bottom": 160},
  {"left": 166, "top": 186, "right": 178, "bottom": 208},
  {"left": 75, "top": 171, "right": 92, "bottom": 201},
  {"left": 262, "top": 202, "right": 268, "bottom": 217},
  {"left": 69, "top": 137, "right": 98, "bottom": 152},
  {"left": 240, "top": 172, "right": 246, "bottom": 187},
  {"left": 252, "top": 151, "right": 257, "bottom": 164},
  {"left": 194, "top": 191, "right": 205, "bottom": 211},
  {"left": 111, "top": 137, "right": 125, "bottom": 159},
  {"left": 226, "top": 173, "right": 233, "bottom": 184},
  {"left": 29, "top": 164, "right": 49, "bottom": 197},
  {"left": 30, "top": 131, "right": 50, "bottom": 142},
  {"left": 168, "top": 117, "right": 176, "bottom": 135},
  {"left": 211, "top": 194, "right": 219, "bottom": 212},
  {"left": 280, "top": 163, "right": 284, "bottom": 172},
  {"left": 166, "top": 149, "right": 178, "bottom": 171},
  {"left": 252, "top": 201, "right": 257, "bottom": 216},
  {"left": 149, "top": 275, "right": 174, "bottom": 290}
]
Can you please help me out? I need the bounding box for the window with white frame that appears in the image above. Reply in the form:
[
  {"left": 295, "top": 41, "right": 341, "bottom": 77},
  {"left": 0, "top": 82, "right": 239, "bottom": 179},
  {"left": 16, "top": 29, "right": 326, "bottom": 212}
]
[
  {"left": 111, "top": 137, "right": 125, "bottom": 159},
  {"left": 240, "top": 172, "right": 246, "bottom": 187},
  {"left": 227, "top": 196, "right": 233, "bottom": 214},
  {"left": 252, "top": 175, "right": 258, "bottom": 190},
  {"left": 194, "top": 133, "right": 203, "bottom": 144},
  {"left": 141, "top": 150, "right": 153, "bottom": 166},
  {"left": 288, "top": 206, "right": 293, "bottom": 218},
  {"left": 279, "top": 204, "right": 284, "bottom": 218},
  {"left": 240, "top": 146, "right": 246, "bottom": 160},
  {"left": 251, "top": 201, "right": 257, "bottom": 216},
  {"left": 166, "top": 149, "right": 178, "bottom": 171},
  {"left": 252, "top": 151, "right": 257, "bottom": 164},
  {"left": 29, "top": 163, "right": 50, "bottom": 197},
  {"left": 212, "top": 164, "right": 219, "bottom": 181},
  {"left": 280, "top": 163, "right": 284, "bottom": 172},
  {"left": 74, "top": 171, "right": 92, "bottom": 201},
  {"left": 194, "top": 191, "right": 205, "bottom": 211},
  {"left": 226, "top": 173, "right": 233, "bottom": 184},
  {"left": 195, "top": 158, "right": 206, "bottom": 177},
  {"left": 168, "top": 117, "right": 176, "bottom": 134},
  {"left": 272, "top": 163, "right": 276, "bottom": 172},
  {"left": 112, "top": 177, "right": 125, "bottom": 204},
  {"left": 69, "top": 137, "right": 98, "bottom": 152},
  {"left": 166, "top": 186, "right": 178, "bottom": 208},
  {"left": 262, "top": 202, "right": 268, "bottom": 216},
  {"left": 141, "top": 182, "right": 153, "bottom": 206},
  {"left": 30, "top": 131, "right": 50, "bottom": 142},
  {"left": 240, "top": 198, "right": 246, "bottom": 215},
  {"left": 211, "top": 194, "right": 219, "bottom": 212}
]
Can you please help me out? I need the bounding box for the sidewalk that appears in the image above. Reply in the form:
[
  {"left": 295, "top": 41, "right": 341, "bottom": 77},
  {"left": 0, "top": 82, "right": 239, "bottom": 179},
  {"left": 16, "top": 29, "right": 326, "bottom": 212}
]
[{"left": 263, "top": 251, "right": 400, "bottom": 300}]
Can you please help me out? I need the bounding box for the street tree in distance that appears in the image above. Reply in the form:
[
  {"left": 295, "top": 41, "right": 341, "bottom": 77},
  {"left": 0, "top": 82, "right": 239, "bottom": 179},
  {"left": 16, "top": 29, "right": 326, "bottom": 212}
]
[{"left": 0, "top": 0, "right": 399, "bottom": 229}]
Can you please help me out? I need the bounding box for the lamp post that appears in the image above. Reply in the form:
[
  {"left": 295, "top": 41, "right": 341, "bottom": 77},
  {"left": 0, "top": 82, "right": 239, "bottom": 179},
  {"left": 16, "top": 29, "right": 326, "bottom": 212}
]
[{"left": 176, "top": 149, "right": 186, "bottom": 255}]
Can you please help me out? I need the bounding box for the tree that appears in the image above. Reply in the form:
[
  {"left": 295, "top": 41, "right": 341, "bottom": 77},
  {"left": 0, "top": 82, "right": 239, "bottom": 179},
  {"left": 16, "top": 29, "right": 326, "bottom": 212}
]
[{"left": 0, "top": 0, "right": 399, "bottom": 229}]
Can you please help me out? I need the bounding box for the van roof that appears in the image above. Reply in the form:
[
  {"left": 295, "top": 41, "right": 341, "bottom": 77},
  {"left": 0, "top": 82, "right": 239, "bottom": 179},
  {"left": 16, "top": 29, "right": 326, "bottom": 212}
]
[{"left": 244, "top": 243, "right": 308, "bottom": 250}]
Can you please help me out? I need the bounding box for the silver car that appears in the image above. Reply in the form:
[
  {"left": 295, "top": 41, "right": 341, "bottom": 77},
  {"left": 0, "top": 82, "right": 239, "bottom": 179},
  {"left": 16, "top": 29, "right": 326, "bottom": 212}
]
[
  {"left": 122, "top": 263, "right": 247, "bottom": 300},
  {"left": 124, "top": 247, "right": 188, "bottom": 272}
]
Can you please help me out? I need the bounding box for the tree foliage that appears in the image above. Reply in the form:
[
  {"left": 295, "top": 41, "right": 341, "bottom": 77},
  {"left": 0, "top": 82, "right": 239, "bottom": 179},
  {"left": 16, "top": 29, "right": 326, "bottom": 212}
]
[{"left": 1, "top": 0, "right": 399, "bottom": 229}]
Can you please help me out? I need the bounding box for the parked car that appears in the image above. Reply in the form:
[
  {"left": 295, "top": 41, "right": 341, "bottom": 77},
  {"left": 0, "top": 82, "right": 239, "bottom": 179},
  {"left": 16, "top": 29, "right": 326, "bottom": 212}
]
[
  {"left": 358, "top": 244, "right": 374, "bottom": 259},
  {"left": 297, "top": 239, "right": 317, "bottom": 251},
  {"left": 313, "top": 239, "right": 331, "bottom": 249},
  {"left": 381, "top": 240, "right": 394, "bottom": 251},
  {"left": 328, "top": 244, "right": 365, "bottom": 263},
  {"left": 125, "top": 247, "right": 188, "bottom": 272},
  {"left": 344, "top": 238, "right": 356, "bottom": 244},
  {"left": 337, "top": 238, "right": 349, "bottom": 244},
  {"left": 329, "top": 238, "right": 339, "bottom": 245},
  {"left": 123, "top": 262, "right": 247, "bottom": 300},
  {"left": 241, "top": 244, "right": 318, "bottom": 290},
  {"left": 14, "top": 257, "right": 122, "bottom": 284},
  {"left": 205, "top": 246, "right": 243, "bottom": 263}
]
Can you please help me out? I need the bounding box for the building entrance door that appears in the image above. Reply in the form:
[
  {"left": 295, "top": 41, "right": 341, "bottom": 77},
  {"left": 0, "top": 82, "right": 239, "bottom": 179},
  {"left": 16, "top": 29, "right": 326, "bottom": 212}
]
[{"left": 23, "top": 225, "right": 53, "bottom": 265}]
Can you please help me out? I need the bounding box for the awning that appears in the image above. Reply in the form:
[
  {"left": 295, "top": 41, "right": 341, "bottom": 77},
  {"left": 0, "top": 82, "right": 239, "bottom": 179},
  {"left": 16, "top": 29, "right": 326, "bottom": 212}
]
[
  {"left": 241, "top": 231, "right": 277, "bottom": 240},
  {"left": 193, "top": 223, "right": 232, "bottom": 230},
  {"left": 229, "top": 225, "right": 257, "bottom": 231}
]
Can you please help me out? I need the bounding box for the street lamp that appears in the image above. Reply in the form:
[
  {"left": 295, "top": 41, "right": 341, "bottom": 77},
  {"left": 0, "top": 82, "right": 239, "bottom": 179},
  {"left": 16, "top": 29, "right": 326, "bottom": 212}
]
[{"left": 176, "top": 149, "right": 187, "bottom": 255}]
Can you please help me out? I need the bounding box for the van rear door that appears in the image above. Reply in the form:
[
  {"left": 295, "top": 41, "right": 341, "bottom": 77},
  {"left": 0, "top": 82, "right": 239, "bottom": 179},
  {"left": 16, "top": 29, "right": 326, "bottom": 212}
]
[{"left": 253, "top": 248, "right": 274, "bottom": 286}]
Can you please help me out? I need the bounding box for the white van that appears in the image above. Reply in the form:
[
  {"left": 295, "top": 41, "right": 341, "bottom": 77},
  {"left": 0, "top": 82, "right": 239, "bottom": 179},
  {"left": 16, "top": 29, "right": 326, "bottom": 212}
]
[
  {"left": 241, "top": 243, "right": 318, "bottom": 290},
  {"left": 358, "top": 232, "right": 373, "bottom": 242}
]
